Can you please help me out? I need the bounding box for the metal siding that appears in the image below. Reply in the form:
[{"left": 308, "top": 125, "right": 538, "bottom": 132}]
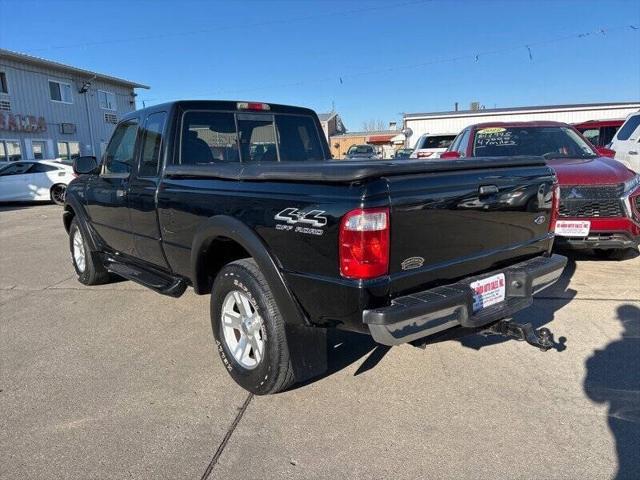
[
  {"left": 404, "top": 105, "right": 640, "bottom": 147},
  {"left": 0, "top": 58, "right": 138, "bottom": 160}
]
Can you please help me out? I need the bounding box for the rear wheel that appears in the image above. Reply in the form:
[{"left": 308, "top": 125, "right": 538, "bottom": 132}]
[
  {"left": 211, "top": 258, "right": 295, "bottom": 395},
  {"left": 50, "top": 184, "right": 66, "bottom": 205},
  {"left": 69, "top": 218, "right": 110, "bottom": 285}
]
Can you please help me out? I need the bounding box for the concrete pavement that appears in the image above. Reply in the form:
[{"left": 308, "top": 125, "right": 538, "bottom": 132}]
[{"left": 1, "top": 204, "right": 638, "bottom": 479}]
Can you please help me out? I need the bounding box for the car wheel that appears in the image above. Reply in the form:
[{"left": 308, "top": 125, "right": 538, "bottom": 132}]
[
  {"left": 69, "top": 218, "right": 110, "bottom": 285},
  {"left": 211, "top": 258, "right": 295, "bottom": 395},
  {"left": 50, "top": 184, "right": 67, "bottom": 205}
]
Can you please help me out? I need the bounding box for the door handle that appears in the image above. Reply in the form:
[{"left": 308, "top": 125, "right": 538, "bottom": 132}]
[
  {"left": 116, "top": 189, "right": 127, "bottom": 197},
  {"left": 629, "top": 151, "right": 638, "bottom": 155}
]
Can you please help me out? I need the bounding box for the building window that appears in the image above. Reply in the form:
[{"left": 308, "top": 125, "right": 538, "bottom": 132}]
[
  {"left": 57, "top": 141, "right": 80, "bottom": 161},
  {"left": 32, "top": 141, "right": 47, "bottom": 160},
  {"left": 0, "top": 99, "right": 10, "bottom": 111},
  {"left": 0, "top": 140, "right": 22, "bottom": 161},
  {"left": 0, "top": 72, "right": 8, "bottom": 94},
  {"left": 98, "top": 90, "right": 116, "bottom": 110},
  {"left": 49, "top": 80, "right": 73, "bottom": 103}
]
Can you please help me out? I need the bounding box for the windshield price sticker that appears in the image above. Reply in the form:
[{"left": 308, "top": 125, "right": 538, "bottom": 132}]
[
  {"left": 470, "top": 273, "right": 506, "bottom": 312},
  {"left": 554, "top": 220, "right": 590, "bottom": 237}
]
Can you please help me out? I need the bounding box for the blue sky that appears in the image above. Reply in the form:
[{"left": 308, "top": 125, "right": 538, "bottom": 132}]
[{"left": 1, "top": 0, "right": 639, "bottom": 130}]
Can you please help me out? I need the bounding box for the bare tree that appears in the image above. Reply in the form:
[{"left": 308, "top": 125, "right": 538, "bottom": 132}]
[{"left": 361, "top": 119, "right": 387, "bottom": 132}]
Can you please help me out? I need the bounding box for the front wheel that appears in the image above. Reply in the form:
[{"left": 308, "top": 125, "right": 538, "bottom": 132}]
[
  {"left": 50, "top": 184, "right": 67, "bottom": 205},
  {"left": 211, "top": 258, "right": 295, "bottom": 395},
  {"left": 69, "top": 218, "right": 110, "bottom": 285}
]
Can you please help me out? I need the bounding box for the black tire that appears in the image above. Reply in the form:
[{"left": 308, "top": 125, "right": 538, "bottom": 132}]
[
  {"left": 69, "top": 217, "right": 110, "bottom": 285},
  {"left": 211, "top": 258, "right": 295, "bottom": 395},
  {"left": 50, "top": 184, "right": 67, "bottom": 205}
]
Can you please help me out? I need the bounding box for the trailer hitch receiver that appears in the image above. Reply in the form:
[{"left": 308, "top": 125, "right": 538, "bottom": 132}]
[{"left": 482, "top": 319, "right": 556, "bottom": 351}]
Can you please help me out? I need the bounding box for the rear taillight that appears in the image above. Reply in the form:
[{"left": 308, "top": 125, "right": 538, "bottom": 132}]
[
  {"left": 549, "top": 183, "right": 560, "bottom": 232},
  {"left": 339, "top": 207, "right": 389, "bottom": 280},
  {"left": 416, "top": 151, "right": 433, "bottom": 158}
]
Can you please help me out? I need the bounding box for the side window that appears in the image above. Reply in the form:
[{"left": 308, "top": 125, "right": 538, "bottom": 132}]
[
  {"left": 0, "top": 162, "right": 32, "bottom": 176},
  {"left": 600, "top": 126, "right": 617, "bottom": 146},
  {"left": 30, "top": 163, "right": 58, "bottom": 173},
  {"left": 103, "top": 120, "right": 139, "bottom": 174},
  {"left": 617, "top": 115, "right": 640, "bottom": 141},
  {"left": 181, "top": 111, "right": 238, "bottom": 165},
  {"left": 139, "top": 112, "right": 167, "bottom": 177},
  {"left": 457, "top": 129, "right": 470, "bottom": 156},
  {"left": 580, "top": 128, "right": 600, "bottom": 146}
]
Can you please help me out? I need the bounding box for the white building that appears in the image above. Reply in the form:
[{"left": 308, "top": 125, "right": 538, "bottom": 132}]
[
  {"left": 403, "top": 102, "right": 640, "bottom": 148},
  {"left": 0, "top": 48, "right": 149, "bottom": 162}
]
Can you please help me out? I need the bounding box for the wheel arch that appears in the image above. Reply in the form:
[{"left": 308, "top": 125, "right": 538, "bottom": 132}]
[
  {"left": 63, "top": 192, "right": 99, "bottom": 251},
  {"left": 191, "top": 215, "right": 308, "bottom": 326}
]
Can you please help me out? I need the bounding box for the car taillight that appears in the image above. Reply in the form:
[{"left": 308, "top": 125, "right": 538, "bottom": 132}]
[
  {"left": 339, "top": 207, "right": 389, "bottom": 280},
  {"left": 549, "top": 183, "right": 560, "bottom": 232},
  {"left": 416, "top": 151, "right": 433, "bottom": 158}
]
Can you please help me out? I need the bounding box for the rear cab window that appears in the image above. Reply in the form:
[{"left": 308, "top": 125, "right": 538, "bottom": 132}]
[
  {"left": 419, "top": 135, "right": 455, "bottom": 149},
  {"left": 179, "top": 110, "right": 325, "bottom": 164}
]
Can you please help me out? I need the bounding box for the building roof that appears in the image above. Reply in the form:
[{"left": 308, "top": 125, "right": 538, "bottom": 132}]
[
  {"left": 0, "top": 48, "right": 150, "bottom": 89},
  {"left": 317, "top": 112, "right": 337, "bottom": 122},
  {"left": 404, "top": 102, "right": 640, "bottom": 120},
  {"left": 331, "top": 129, "right": 399, "bottom": 138}
]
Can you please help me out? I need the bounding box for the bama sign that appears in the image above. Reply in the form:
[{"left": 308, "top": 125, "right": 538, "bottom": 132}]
[{"left": 0, "top": 112, "right": 47, "bottom": 133}]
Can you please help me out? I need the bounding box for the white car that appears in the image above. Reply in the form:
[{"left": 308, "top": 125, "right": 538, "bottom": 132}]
[
  {"left": 610, "top": 111, "right": 640, "bottom": 172},
  {"left": 0, "top": 160, "right": 75, "bottom": 204},
  {"left": 409, "top": 133, "right": 457, "bottom": 159}
]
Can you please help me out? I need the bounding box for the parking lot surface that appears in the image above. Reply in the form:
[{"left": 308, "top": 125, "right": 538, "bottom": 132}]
[{"left": 1, "top": 204, "right": 639, "bottom": 479}]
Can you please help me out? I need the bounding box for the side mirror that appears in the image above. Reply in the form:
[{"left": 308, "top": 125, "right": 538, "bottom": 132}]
[
  {"left": 596, "top": 147, "right": 616, "bottom": 158},
  {"left": 440, "top": 151, "right": 461, "bottom": 159},
  {"left": 73, "top": 156, "right": 99, "bottom": 175}
]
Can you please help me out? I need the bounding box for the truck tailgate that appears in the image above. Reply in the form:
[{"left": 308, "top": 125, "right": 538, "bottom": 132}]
[{"left": 387, "top": 163, "right": 556, "bottom": 296}]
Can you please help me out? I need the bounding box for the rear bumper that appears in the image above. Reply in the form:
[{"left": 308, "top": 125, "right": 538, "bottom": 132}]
[{"left": 363, "top": 254, "right": 567, "bottom": 346}]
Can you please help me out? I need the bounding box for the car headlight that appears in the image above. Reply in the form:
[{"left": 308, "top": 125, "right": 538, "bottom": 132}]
[{"left": 623, "top": 175, "right": 640, "bottom": 195}]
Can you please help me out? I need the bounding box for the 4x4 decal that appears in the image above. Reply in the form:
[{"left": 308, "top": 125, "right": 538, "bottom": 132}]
[
  {"left": 274, "top": 208, "right": 327, "bottom": 236},
  {"left": 274, "top": 208, "right": 327, "bottom": 227}
]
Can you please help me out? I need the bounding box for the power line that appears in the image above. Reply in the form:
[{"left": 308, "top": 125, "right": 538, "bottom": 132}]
[
  {"left": 138, "top": 23, "right": 639, "bottom": 104},
  {"left": 15, "top": 0, "right": 432, "bottom": 53}
]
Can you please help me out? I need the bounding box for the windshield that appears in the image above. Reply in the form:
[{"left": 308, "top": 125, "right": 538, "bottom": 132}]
[
  {"left": 347, "top": 145, "right": 375, "bottom": 155},
  {"left": 418, "top": 135, "right": 455, "bottom": 149},
  {"left": 472, "top": 126, "right": 596, "bottom": 159}
]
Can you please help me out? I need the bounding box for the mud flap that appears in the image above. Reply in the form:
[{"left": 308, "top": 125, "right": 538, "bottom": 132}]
[{"left": 285, "top": 324, "right": 328, "bottom": 383}]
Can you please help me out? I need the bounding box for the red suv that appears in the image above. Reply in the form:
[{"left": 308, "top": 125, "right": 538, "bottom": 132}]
[{"left": 442, "top": 121, "right": 640, "bottom": 257}]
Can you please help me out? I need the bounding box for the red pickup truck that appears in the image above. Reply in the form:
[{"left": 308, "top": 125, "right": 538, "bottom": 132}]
[{"left": 442, "top": 121, "right": 640, "bottom": 258}]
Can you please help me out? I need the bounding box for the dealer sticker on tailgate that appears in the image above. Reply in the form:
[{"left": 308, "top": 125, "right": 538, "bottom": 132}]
[
  {"left": 555, "top": 220, "right": 590, "bottom": 237},
  {"left": 471, "top": 273, "right": 506, "bottom": 313}
]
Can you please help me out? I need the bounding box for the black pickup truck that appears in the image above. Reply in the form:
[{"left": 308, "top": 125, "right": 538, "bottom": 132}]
[{"left": 63, "top": 100, "right": 567, "bottom": 394}]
